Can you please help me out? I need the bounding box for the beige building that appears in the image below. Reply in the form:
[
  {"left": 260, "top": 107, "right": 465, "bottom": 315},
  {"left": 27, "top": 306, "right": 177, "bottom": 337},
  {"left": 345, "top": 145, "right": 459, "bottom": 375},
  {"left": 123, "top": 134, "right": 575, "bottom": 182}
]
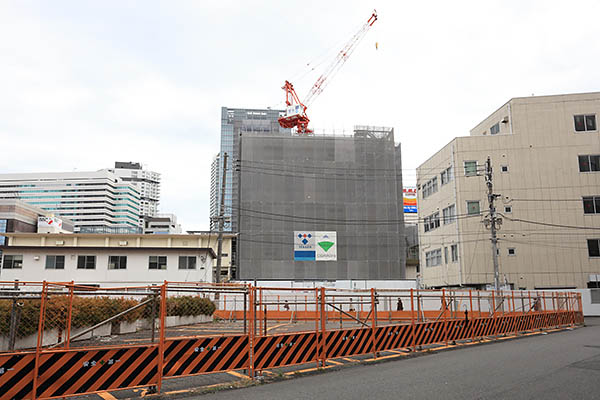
[
  {"left": 417, "top": 92, "right": 600, "bottom": 290},
  {"left": 0, "top": 232, "right": 237, "bottom": 286}
]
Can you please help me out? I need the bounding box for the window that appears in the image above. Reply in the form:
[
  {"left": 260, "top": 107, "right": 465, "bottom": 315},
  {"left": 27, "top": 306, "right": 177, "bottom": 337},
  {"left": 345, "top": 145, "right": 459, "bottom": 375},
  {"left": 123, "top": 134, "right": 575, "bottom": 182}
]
[
  {"left": 583, "top": 196, "right": 600, "bottom": 214},
  {"left": 179, "top": 256, "right": 197, "bottom": 270},
  {"left": 464, "top": 161, "right": 478, "bottom": 176},
  {"left": 451, "top": 244, "right": 458, "bottom": 262},
  {"left": 501, "top": 165, "right": 509, "bottom": 173},
  {"left": 45, "top": 255, "right": 65, "bottom": 269},
  {"left": 108, "top": 255, "right": 127, "bottom": 270},
  {"left": 508, "top": 248, "right": 516, "bottom": 256},
  {"left": 591, "top": 289, "right": 600, "bottom": 303},
  {"left": 588, "top": 239, "right": 600, "bottom": 257},
  {"left": 504, "top": 206, "right": 512, "bottom": 213},
  {"left": 574, "top": 114, "right": 597, "bottom": 132},
  {"left": 467, "top": 201, "right": 481, "bottom": 215},
  {"left": 422, "top": 177, "right": 438, "bottom": 198},
  {"left": 149, "top": 256, "right": 167, "bottom": 270},
  {"left": 423, "top": 212, "right": 440, "bottom": 232},
  {"left": 77, "top": 255, "right": 96, "bottom": 269},
  {"left": 490, "top": 122, "right": 500, "bottom": 135},
  {"left": 425, "top": 249, "right": 442, "bottom": 267},
  {"left": 440, "top": 166, "right": 453, "bottom": 185},
  {"left": 579, "top": 155, "right": 600, "bottom": 172},
  {"left": 3, "top": 255, "right": 23, "bottom": 269},
  {"left": 444, "top": 247, "right": 448, "bottom": 264},
  {"left": 443, "top": 204, "right": 456, "bottom": 224}
]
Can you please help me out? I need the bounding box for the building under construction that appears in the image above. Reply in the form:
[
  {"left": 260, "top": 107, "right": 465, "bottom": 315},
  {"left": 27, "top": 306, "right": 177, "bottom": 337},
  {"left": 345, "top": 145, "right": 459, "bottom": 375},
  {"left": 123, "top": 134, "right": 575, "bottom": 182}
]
[{"left": 236, "top": 126, "right": 406, "bottom": 280}]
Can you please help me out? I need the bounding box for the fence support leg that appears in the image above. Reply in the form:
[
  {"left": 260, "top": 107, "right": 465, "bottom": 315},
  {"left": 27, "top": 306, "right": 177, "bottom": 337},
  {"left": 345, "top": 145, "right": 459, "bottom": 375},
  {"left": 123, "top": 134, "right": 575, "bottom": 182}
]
[
  {"left": 32, "top": 281, "right": 48, "bottom": 400},
  {"left": 410, "top": 289, "right": 415, "bottom": 351},
  {"left": 156, "top": 282, "right": 167, "bottom": 394},
  {"left": 370, "top": 288, "right": 377, "bottom": 358}
]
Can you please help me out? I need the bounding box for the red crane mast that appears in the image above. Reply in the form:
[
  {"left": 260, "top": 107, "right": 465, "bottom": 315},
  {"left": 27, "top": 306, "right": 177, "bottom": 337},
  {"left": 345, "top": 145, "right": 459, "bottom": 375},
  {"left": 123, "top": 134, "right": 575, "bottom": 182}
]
[{"left": 278, "top": 10, "right": 378, "bottom": 134}]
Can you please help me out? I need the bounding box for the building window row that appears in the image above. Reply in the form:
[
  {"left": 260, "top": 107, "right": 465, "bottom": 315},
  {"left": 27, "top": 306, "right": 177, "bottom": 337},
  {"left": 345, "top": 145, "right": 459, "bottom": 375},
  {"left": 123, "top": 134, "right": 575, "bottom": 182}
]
[
  {"left": 442, "top": 204, "right": 456, "bottom": 224},
  {"left": 583, "top": 196, "right": 600, "bottom": 214},
  {"left": 589, "top": 239, "right": 600, "bottom": 257},
  {"left": 574, "top": 114, "right": 596, "bottom": 132},
  {"left": 1, "top": 255, "right": 203, "bottom": 270},
  {"left": 467, "top": 201, "right": 481, "bottom": 215},
  {"left": 579, "top": 155, "right": 600, "bottom": 172},
  {"left": 464, "top": 161, "right": 478, "bottom": 176},
  {"left": 423, "top": 212, "right": 440, "bottom": 232},
  {"left": 422, "top": 177, "right": 438, "bottom": 198},
  {"left": 443, "top": 244, "right": 459, "bottom": 263},
  {"left": 440, "top": 166, "right": 453, "bottom": 185},
  {"left": 425, "top": 249, "right": 442, "bottom": 267}
]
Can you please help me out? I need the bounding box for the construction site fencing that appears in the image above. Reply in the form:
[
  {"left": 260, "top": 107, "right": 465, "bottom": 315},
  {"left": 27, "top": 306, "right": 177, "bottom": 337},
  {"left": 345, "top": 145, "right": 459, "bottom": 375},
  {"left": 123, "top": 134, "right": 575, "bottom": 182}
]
[{"left": 0, "top": 281, "right": 583, "bottom": 400}]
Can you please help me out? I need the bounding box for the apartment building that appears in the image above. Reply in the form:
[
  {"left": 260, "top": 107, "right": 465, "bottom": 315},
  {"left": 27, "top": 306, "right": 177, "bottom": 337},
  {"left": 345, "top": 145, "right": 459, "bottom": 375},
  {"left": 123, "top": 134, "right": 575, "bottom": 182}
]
[
  {"left": 107, "top": 161, "right": 161, "bottom": 221},
  {"left": 0, "top": 170, "right": 142, "bottom": 233},
  {"left": 417, "top": 92, "right": 600, "bottom": 290}
]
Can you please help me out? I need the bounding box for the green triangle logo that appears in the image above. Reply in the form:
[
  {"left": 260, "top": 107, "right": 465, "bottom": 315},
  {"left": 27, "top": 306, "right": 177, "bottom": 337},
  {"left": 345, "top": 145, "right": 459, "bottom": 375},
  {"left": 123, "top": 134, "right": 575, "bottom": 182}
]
[{"left": 318, "top": 241, "right": 334, "bottom": 252}]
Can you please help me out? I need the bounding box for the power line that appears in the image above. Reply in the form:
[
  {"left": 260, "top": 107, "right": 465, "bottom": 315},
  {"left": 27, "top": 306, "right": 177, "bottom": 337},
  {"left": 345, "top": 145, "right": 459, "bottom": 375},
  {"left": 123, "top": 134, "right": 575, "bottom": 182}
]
[{"left": 499, "top": 214, "right": 600, "bottom": 230}]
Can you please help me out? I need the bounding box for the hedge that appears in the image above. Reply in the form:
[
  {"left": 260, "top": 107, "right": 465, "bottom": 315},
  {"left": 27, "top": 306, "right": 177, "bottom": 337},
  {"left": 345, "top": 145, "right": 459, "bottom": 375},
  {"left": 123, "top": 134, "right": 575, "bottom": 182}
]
[{"left": 0, "top": 295, "right": 215, "bottom": 337}]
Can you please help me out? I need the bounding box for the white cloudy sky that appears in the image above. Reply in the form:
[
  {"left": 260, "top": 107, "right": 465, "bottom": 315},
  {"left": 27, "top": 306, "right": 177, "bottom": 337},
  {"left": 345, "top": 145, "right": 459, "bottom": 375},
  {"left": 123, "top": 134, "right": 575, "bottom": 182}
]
[{"left": 1, "top": 0, "right": 599, "bottom": 231}]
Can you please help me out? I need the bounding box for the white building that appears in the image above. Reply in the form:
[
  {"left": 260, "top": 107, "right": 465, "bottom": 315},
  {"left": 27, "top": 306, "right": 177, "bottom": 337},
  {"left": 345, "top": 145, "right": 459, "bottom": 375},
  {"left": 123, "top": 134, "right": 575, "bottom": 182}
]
[
  {"left": 0, "top": 171, "right": 142, "bottom": 234},
  {"left": 416, "top": 92, "right": 600, "bottom": 290},
  {"left": 0, "top": 233, "right": 217, "bottom": 286},
  {"left": 107, "top": 162, "right": 161, "bottom": 220},
  {"left": 144, "top": 214, "right": 182, "bottom": 234}
]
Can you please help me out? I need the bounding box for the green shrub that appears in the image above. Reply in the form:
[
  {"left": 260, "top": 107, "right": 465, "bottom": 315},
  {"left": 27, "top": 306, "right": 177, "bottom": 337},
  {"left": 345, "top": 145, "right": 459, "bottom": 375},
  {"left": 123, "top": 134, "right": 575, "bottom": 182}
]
[{"left": 0, "top": 294, "right": 215, "bottom": 337}]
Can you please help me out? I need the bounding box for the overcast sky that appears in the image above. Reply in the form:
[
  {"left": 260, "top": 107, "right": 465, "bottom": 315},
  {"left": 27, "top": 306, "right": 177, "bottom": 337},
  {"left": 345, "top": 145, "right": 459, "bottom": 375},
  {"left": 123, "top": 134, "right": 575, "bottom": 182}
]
[{"left": 1, "top": 0, "right": 599, "bottom": 231}]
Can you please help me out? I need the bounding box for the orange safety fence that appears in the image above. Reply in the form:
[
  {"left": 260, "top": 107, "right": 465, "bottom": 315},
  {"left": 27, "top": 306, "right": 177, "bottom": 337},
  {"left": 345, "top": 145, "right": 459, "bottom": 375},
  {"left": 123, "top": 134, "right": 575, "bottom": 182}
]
[{"left": 0, "top": 281, "right": 583, "bottom": 399}]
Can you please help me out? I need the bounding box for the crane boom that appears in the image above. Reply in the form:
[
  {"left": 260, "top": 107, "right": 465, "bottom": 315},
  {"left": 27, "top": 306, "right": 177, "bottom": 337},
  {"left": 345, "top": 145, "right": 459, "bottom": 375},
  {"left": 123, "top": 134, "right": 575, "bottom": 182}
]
[
  {"left": 303, "top": 11, "right": 377, "bottom": 108},
  {"left": 278, "top": 10, "right": 378, "bottom": 134}
]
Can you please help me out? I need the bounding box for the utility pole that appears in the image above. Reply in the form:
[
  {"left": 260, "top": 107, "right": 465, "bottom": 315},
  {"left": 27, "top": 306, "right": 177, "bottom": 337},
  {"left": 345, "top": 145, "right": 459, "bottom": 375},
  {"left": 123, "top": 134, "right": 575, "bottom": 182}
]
[
  {"left": 215, "top": 152, "right": 228, "bottom": 284},
  {"left": 483, "top": 156, "right": 502, "bottom": 290}
]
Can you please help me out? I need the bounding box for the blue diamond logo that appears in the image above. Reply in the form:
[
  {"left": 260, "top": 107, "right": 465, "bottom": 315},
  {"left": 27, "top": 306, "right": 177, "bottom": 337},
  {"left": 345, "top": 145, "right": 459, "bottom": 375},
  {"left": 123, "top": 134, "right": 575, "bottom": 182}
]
[{"left": 302, "top": 238, "right": 308, "bottom": 245}]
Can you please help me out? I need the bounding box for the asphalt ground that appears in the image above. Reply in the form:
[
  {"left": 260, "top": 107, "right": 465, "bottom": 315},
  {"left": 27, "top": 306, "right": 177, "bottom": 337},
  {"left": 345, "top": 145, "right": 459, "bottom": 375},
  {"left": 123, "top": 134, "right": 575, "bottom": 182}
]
[
  {"left": 68, "top": 319, "right": 596, "bottom": 400},
  {"left": 184, "top": 318, "right": 600, "bottom": 400}
]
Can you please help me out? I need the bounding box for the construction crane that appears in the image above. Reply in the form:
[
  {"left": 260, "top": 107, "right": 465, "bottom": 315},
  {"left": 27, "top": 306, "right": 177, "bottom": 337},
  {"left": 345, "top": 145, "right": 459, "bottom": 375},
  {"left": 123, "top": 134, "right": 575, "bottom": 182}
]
[{"left": 278, "top": 10, "right": 378, "bottom": 134}]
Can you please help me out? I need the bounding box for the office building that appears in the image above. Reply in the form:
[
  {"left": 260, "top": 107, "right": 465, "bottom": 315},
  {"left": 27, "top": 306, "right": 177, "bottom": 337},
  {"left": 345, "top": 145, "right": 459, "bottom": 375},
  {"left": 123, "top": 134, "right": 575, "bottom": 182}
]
[
  {"left": 107, "top": 162, "right": 161, "bottom": 221},
  {"left": 237, "top": 125, "right": 406, "bottom": 280},
  {"left": 417, "top": 92, "right": 600, "bottom": 290},
  {"left": 210, "top": 107, "right": 290, "bottom": 231},
  {"left": 0, "top": 170, "right": 142, "bottom": 234}
]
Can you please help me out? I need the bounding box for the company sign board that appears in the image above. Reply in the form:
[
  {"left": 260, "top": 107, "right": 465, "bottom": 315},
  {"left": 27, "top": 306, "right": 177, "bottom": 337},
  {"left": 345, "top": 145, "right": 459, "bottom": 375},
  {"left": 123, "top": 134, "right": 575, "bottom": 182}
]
[
  {"left": 403, "top": 187, "right": 417, "bottom": 213},
  {"left": 294, "top": 231, "right": 337, "bottom": 261},
  {"left": 38, "top": 216, "right": 63, "bottom": 230}
]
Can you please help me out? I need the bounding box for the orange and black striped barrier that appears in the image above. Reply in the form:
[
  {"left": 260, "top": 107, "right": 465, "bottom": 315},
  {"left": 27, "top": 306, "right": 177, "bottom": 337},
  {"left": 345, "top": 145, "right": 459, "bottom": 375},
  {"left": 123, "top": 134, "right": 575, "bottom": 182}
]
[{"left": 0, "top": 282, "right": 584, "bottom": 399}]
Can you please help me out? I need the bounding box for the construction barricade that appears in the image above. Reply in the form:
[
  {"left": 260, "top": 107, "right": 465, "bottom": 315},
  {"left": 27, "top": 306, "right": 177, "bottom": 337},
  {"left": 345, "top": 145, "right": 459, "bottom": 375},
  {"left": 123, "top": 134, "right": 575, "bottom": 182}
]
[{"left": 0, "top": 281, "right": 584, "bottom": 399}]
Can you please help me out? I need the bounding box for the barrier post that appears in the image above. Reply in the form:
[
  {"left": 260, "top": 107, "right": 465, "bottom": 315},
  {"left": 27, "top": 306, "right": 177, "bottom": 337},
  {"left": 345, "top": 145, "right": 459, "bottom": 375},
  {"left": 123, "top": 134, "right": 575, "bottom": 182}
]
[
  {"left": 491, "top": 291, "right": 498, "bottom": 338},
  {"left": 315, "top": 288, "right": 320, "bottom": 367},
  {"left": 442, "top": 289, "right": 448, "bottom": 346},
  {"left": 511, "top": 291, "right": 517, "bottom": 336},
  {"left": 249, "top": 285, "right": 255, "bottom": 379},
  {"left": 65, "top": 281, "right": 75, "bottom": 349},
  {"left": 156, "top": 281, "right": 167, "bottom": 393},
  {"left": 578, "top": 293, "right": 583, "bottom": 324},
  {"left": 320, "top": 287, "right": 326, "bottom": 365},
  {"left": 33, "top": 281, "right": 48, "bottom": 400},
  {"left": 468, "top": 290, "right": 474, "bottom": 340},
  {"left": 410, "top": 288, "right": 415, "bottom": 351},
  {"left": 370, "top": 288, "right": 376, "bottom": 358}
]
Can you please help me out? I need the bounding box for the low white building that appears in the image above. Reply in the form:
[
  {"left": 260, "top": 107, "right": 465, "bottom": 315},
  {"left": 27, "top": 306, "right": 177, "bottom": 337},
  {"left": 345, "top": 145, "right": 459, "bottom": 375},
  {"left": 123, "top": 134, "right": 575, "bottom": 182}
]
[{"left": 0, "top": 233, "right": 217, "bottom": 287}]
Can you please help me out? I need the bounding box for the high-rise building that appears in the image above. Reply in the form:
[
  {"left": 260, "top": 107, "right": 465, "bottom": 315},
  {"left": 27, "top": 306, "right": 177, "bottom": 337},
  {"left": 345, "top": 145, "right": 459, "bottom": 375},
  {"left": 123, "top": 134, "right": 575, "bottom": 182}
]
[
  {"left": 107, "top": 162, "right": 161, "bottom": 221},
  {"left": 237, "top": 125, "right": 406, "bottom": 280},
  {"left": 417, "top": 92, "right": 600, "bottom": 290},
  {"left": 210, "top": 107, "right": 290, "bottom": 231},
  {"left": 0, "top": 170, "right": 142, "bottom": 233}
]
